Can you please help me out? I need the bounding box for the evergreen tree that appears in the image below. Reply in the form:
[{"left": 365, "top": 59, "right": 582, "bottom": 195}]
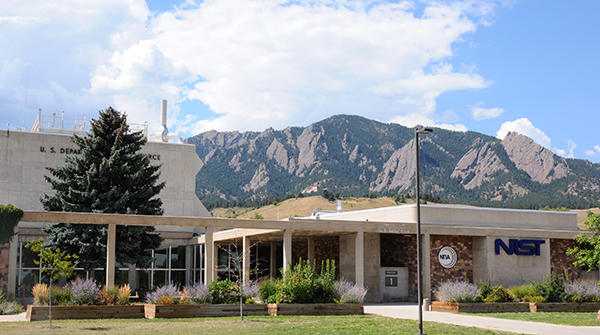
[{"left": 41, "top": 107, "right": 164, "bottom": 270}]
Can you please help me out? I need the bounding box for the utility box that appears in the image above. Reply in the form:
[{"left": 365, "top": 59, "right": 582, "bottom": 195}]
[{"left": 380, "top": 267, "right": 408, "bottom": 301}]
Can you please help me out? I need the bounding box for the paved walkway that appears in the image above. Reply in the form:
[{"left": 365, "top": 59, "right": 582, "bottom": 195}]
[
  {"left": 365, "top": 304, "right": 600, "bottom": 335},
  {"left": 0, "top": 312, "right": 26, "bottom": 322}
]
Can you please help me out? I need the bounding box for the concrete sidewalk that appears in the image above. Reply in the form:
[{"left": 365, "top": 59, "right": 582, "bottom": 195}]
[
  {"left": 365, "top": 304, "right": 600, "bottom": 335},
  {"left": 0, "top": 312, "right": 26, "bottom": 322}
]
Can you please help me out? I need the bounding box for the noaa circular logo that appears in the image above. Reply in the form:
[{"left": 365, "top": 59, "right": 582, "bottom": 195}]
[{"left": 438, "top": 246, "right": 457, "bottom": 269}]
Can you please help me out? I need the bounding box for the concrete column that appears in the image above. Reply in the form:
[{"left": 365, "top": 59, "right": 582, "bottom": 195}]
[
  {"left": 242, "top": 235, "right": 250, "bottom": 284},
  {"left": 422, "top": 233, "right": 431, "bottom": 299},
  {"left": 283, "top": 229, "right": 292, "bottom": 273},
  {"left": 307, "top": 237, "right": 315, "bottom": 264},
  {"left": 355, "top": 231, "right": 364, "bottom": 287},
  {"left": 204, "top": 225, "right": 214, "bottom": 285},
  {"left": 106, "top": 224, "right": 116, "bottom": 288},
  {"left": 7, "top": 231, "right": 18, "bottom": 296},
  {"left": 269, "top": 241, "right": 277, "bottom": 278}
]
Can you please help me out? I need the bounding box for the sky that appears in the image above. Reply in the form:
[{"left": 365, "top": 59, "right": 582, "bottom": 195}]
[{"left": 1, "top": 0, "right": 599, "bottom": 161}]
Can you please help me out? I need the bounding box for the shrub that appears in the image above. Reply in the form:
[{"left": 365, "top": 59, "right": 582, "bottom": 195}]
[
  {"left": 335, "top": 280, "right": 367, "bottom": 304},
  {"left": 209, "top": 279, "right": 240, "bottom": 304},
  {"left": 537, "top": 274, "right": 566, "bottom": 302},
  {"left": 187, "top": 283, "right": 211, "bottom": 304},
  {"left": 0, "top": 301, "right": 25, "bottom": 315},
  {"left": 146, "top": 283, "right": 179, "bottom": 304},
  {"left": 51, "top": 287, "right": 72, "bottom": 305},
  {"left": 278, "top": 259, "right": 336, "bottom": 303},
  {"left": 565, "top": 281, "right": 600, "bottom": 302},
  {"left": 526, "top": 295, "right": 546, "bottom": 303},
  {"left": 258, "top": 280, "right": 278, "bottom": 303},
  {"left": 117, "top": 284, "right": 131, "bottom": 305},
  {"left": 99, "top": 287, "right": 119, "bottom": 305},
  {"left": 70, "top": 278, "right": 100, "bottom": 305},
  {"left": 32, "top": 283, "right": 49, "bottom": 305},
  {"left": 509, "top": 283, "right": 539, "bottom": 302},
  {"left": 435, "top": 281, "right": 480, "bottom": 303},
  {"left": 482, "top": 286, "right": 515, "bottom": 303},
  {"left": 240, "top": 281, "right": 259, "bottom": 300},
  {"left": 0, "top": 289, "right": 5, "bottom": 303},
  {"left": 477, "top": 282, "right": 492, "bottom": 302}
]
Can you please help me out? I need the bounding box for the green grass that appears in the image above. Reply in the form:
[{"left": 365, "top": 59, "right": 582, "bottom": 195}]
[
  {"left": 465, "top": 312, "right": 600, "bottom": 327},
  {"left": 0, "top": 315, "right": 523, "bottom": 335}
]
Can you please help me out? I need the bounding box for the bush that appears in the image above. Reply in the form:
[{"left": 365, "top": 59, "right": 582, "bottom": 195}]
[
  {"left": 526, "top": 295, "right": 546, "bottom": 303},
  {"left": 117, "top": 284, "right": 131, "bottom": 305},
  {"left": 0, "top": 301, "right": 24, "bottom": 315},
  {"left": 209, "top": 279, "right": 240, "bottom": 304},
  {"left": 99, "top": 287, "right": 119, "bottom": 305},
  {"left": 477, "top": 282, "right": 492, "bottom": 302},
  {"left": 537, "top": 274, "right": 566, "bottom": 302},
  {"left": 186, "top": 283, "right": 211, "bottom": 304},
  {"left": 146, "top": 283, "right": 179, "bottom": 304},
  {"left": 240, "top": 281, "right": 259, "bottom": 300},
  {"left": 258, "top": 280, "right": 278, "bottom": 303},
  {"left": 435, "top": 281, "right": 480, "bottom": 303},
  {"left": 509, "top": 283, "right": 539, "bottom": 302},
  {"left": 69, "top": 278, "right": 100, "bottom": 305},
  {"left": 0, "top": 289, "right": 5, "bottom": 303},
  {"left": 482, "top": 286, "right": 515, "bottom": 303},
  {"left": 0, "top": 204, "right": 23, "bottom": 244},
  {"left": 335, "top": 280, "right": 367, "bottom": 304},
  {"left": 32, "top": 283, "right": 49, "bottom": 305},
  {"left": 565, "top": 281, "right": 600, "bottom": 302},
  {"left": 50, "top": 287, "right": 72, "bottom": 305}
]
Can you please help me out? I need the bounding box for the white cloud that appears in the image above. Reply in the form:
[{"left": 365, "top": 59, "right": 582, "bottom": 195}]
[
  {"left": 585, "top": 149, "right": 595, "bottom": 157},
  {"left": 471, "top": 104, "right": 504, "bottom": 120},
  {"left": 595, "top": 145, "right": 600, "bottom": 153},
  {"left": 496, "top": 118, "right": 552, "bottom": 148},
  {"left": 89, "top": 0, "right": 490, "bottom": 134},
  {"left": 390, "top": 113, "right": 467, "bottom": 132},
  {"left": 565, "top": 139, "right": 576, "bottom": 159}
]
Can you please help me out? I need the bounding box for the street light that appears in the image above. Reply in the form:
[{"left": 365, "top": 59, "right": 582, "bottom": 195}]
[{"left": 414, "top": 125, "right": 432, "bottom": 335}]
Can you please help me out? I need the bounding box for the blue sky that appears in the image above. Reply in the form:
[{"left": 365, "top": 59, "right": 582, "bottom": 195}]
[{"left": 1, "top": 0, "right": 599, "bottom": 161}]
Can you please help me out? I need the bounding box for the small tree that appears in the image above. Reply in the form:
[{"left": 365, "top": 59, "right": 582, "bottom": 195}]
[
  {"left": 0, "top": 204, "right": 23, "bottom": 244},
  {"left": 26, "top": 239, "right": 77, "bottom": 328},
  {"left": 567, "top": 212, "right": 600, "bottom": 275}
]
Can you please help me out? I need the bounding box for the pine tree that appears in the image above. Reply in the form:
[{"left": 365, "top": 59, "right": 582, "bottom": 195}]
[{"left": 41, "top": 107, "right": 164, "bottom": 270}]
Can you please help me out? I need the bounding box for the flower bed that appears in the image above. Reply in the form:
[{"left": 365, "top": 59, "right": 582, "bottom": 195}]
[
  {"left": 26, "top": 304, "right": 145, "bottom": 321},
  {"left": 431, "top": 301, "right": 530, "bottom": 313},
  {"left": 144, "top": 303, "right": 268, "bottom": 318},
  {"left": 267, "top": 303, "right": 363, "bottom": 316}
]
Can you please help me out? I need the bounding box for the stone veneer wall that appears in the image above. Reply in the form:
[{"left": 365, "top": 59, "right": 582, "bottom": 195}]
[
  {"left": 292, "top": 237, "right": 339, "bottom": 278},
  {"left": 0, "top": 242, "right": 9, "bottom": 291},
  {"left": 550, "top": 239, "right": 582, "bottom": 280},
  {"left": 380, "top": 234, "right": 417, "bottom": 301},
  {"left": 430, "top": 235, "right": 473, "bottom": 298}
]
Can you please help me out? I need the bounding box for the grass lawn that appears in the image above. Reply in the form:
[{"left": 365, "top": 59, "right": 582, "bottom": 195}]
[
  {"left": 0, "top": 315, "right": 523, "bottom": 335},
  {"left": 465, "top": 312, "right": 600, "bottom": 327}
]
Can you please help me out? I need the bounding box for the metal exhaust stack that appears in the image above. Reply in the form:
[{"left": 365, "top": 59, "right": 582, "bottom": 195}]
[{"left": 161, "top": 99, "right": 168, "bottom": 142}]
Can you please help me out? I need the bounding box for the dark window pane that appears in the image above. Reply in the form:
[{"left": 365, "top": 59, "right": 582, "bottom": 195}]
[
  {"left": 136, "top": 270, "right": 150, "bottom": 295},
  {"left": 20, "top": 243, "right": 38, "bottom": 268},
  {"left": 153, "top": 270, "right": 167, "bottom": 288},
  {"left": 115, "top": 269, "right": 128, "bottom": 286},
  {"left": 154, "top": 249, "right": 167, "bottom": 269},
  {"left": 171, "top": 246, "right": 186, "bottom": 269},
  {"left": 170, "top": 270, "right": 186, "bottom": 288},
  {"left": 17, "top": 269, "right": 40, "bottom": 297}
]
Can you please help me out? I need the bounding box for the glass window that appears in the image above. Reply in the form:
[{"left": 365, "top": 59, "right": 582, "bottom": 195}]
[
  {"left": 154, "top": 249, "right": 167, "bottom": 269},
  {"left": 171, "top": 246, "right": 186, "bottom": 269},
  {"left": 153, "top": 270, "right": 167, "bottom": 287},
  {"left": 136, "top": 270, "right": 150, "bottom": 294},
  {"left": 115, "top": 269, "right": 129, "bottom": 286},
  {"left": 20, "top": 243, "right": 38, "bottom": 268},
  {"left": 170, "top": 270, "right": 186, "bottom": 287},
  {"left": 17, "top": 269, "right": 40, "bottom": 297}
]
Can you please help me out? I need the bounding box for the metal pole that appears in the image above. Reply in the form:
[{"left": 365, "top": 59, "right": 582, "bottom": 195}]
[{"left": 415, "top": 130, "right": 425, "bottom": 335}]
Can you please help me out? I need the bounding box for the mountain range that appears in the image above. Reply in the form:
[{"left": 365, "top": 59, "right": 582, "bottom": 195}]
[{"left": 186, "top": 115, "right": 600, "bottom": 209}]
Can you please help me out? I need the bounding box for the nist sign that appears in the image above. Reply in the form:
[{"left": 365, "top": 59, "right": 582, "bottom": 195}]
[{"left": 494, "top": 238, "right": 545, "bottom": 256}]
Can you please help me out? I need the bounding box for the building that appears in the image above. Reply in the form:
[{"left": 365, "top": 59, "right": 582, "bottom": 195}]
[
  {"left": 195, "top": 204, "right": 597, "bottom": 302},
  {"left": 0, "top": 109, "right": 210, "bottom": 297}
]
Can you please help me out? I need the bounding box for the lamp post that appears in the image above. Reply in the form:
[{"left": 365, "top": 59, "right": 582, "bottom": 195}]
[{"left": 414, "top": 125, "right": 432, "bottom": 335}]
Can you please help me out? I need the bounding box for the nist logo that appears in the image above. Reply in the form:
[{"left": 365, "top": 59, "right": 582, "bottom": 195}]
[{"left": 494, "top": 238, "right": 545, "bottom": 256}]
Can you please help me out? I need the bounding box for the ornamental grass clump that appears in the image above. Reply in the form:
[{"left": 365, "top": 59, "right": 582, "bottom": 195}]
[
  {"left": 565, "top": 280, "right": 600, "bottom": 302},
  {"left": 32, "top": 283, "right": 49, "bottom": 305},
  {"left": 435, "top": 281, "right": 480, "bottom": 303},
  {"left": 186, "top": 283, "right": 211, "bottom": 304},
  {"left": 146, "top": 283, "right": 180, "bottom": 305},
  {"left": 70, "top": 278, "right": 100, "bottom": 305},
  {"left": 335, "top": 280, "right": 367, "bottom": 304},
  {"left": 117, "top": 284, "right": 131, "bottom": 305},
  {"left": 240, "top": 281, "right": 259, "bottom": 301}
]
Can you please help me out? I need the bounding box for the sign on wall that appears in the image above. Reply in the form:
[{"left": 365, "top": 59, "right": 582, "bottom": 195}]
[
  {"left": 438, "top": 246, "right": 457, "bottom": 269},
  {"left": 494, "top": 238, "right": 545, "bottom": 256}
]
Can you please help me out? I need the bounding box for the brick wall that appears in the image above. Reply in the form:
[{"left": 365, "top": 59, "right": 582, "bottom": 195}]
[
  {"left": 380, "top": 234, "right": 417, "bottom": 300},
  {"left": 291, "top": 237, "right": 339, "bottom": 278},
  {"left": 0, "top": 242, "right": 9, "bottom": 292},
  {"left": 430, "top": 235, "right": 473, "bottom": 298},
  {"left": 550, "top": 239, "right": 582, "bottom": 281}
]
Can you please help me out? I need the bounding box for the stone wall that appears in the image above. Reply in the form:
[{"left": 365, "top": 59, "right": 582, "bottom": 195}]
[
  {"left": 291, "top": 237, "right": 339, "bottom": 278},
  {"left": 550, "top": 239, "right": 582, "bottom": 281},
  {"left": 430, "top": 235, "right": 473, "bottom": 298},
  {"left": 0, "top": 242, "right": 9, "bottom": 291},
  {"left": 380, "top": 234, "right": 417, "bottom": 300}
]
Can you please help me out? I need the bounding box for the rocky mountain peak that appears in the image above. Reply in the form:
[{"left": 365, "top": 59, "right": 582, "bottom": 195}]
[{"left": 501, "top": 132, "right": 569, "bottom": 184}]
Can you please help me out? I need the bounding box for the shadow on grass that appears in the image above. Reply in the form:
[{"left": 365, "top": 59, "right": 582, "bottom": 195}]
[{"left": 83, "top": 327, "right": 111, "bottom": 331}]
